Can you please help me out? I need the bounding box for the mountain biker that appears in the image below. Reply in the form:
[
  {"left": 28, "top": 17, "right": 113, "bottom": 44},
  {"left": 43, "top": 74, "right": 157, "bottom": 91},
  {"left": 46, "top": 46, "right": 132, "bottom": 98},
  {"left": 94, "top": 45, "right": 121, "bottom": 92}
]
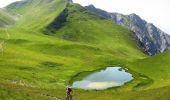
[{"left": 66, "top": 86, "right": 73, "bottom": 100}]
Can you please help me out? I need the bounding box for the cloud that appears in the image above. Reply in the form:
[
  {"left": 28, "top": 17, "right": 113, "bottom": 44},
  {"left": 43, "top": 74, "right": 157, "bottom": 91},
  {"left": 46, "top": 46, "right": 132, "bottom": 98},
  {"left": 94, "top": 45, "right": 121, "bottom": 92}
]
[{"left": 0, "top": 0, "right": 21, "bottom": 8}]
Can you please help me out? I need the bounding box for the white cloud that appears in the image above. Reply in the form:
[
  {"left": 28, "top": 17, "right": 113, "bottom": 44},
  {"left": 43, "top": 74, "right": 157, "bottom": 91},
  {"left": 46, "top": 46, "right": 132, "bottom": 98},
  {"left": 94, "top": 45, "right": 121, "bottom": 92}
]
[
  {"left": 0, "top": 0, "right": 21, "bottom": 8},
  {"left": 73, "top": 0, "right": 170, "bottom": 34}
]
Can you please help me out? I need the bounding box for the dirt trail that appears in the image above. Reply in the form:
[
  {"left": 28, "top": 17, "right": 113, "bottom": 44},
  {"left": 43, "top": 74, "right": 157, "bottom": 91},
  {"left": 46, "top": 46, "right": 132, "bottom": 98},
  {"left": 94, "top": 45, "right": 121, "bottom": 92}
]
[{"left": 0, "top": 28, "right": 10, "bottom": 55}]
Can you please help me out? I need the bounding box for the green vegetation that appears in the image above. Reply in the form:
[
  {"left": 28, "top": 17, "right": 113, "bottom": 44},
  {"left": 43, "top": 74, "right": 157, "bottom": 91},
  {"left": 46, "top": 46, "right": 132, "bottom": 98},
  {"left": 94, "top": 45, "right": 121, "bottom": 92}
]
[
  {"left": 0, "top": 9, "right": 15, "bottom": 27},
  {"left": 128, "top": 51, "right": 170, "bottom": 89},
  {"left": 6, "top": 0, "right": 68, "bottom": 31},
  {"left": 0, "top": 0, "right": 170, "bottom": 99}
]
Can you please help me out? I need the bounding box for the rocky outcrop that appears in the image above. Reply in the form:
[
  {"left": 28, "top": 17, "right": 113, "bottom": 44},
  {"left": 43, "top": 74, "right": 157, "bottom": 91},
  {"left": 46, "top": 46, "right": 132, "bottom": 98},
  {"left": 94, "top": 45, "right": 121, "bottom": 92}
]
[{"left": 85, "top": 5, "right": 170, "bottom": 55}]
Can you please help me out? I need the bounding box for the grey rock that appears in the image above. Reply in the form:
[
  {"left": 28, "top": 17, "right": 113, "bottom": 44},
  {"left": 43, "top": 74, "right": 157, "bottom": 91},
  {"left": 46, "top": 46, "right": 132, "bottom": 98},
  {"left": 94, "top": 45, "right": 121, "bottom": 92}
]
[{"left": 85, "top": 5, "right": 170, "bottom": 55}]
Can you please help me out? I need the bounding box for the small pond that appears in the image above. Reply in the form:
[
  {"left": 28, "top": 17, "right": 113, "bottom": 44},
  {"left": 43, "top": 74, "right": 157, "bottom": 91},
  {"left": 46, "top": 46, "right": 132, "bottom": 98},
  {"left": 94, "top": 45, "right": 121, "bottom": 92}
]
[{"left": 72, "top": 67, "right": 134, "bottom": 90}]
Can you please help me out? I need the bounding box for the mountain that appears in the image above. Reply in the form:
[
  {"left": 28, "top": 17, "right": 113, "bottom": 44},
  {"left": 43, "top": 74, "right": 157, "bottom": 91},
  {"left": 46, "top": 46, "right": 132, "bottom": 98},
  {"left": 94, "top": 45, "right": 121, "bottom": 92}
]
[
  {"left": 0, "top": 9, "right": 15, "bottom": 27},
  {"left": 85, "top": 5, "right": 170, "bottom": 55},
  {"left": 5, "top": 0, "right": 68, "bottom": 31},
  {"left": 0, "top": 0, "right": 147, "bottom": 99},
  {"left": 4, "top": 0, "right": 145, "bottom": 59},
  {"left": 0, "top": 0, "right": 170, "bottom": 99}
]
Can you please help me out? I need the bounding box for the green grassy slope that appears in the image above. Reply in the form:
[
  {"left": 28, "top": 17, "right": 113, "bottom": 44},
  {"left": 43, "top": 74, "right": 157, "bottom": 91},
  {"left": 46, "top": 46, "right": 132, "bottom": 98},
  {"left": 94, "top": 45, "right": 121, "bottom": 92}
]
[
  {"left": 0, "top": 9, "right": 15, "bottom": 27},
  {"left": 53, "top": 4, "right": 145, "bottom": 60},
  {"left": 0, "top": 2, "right": 146, "bottom": 88},
  {"left": 0, "top": 0, "right": 170, "bottom": 100},
  {"left": 128, "top": 51, "right": 170, "bottom": 89},
  {"left": 6, "top": 0, "right": 68, "bottom": 31}
]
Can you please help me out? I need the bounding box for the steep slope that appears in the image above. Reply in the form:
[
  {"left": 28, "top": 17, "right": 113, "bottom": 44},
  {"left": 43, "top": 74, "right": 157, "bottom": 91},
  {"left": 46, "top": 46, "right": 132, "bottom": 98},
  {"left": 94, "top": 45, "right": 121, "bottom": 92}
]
[
  {"left": 5, "top": 0, "right": 68, "bottom": 31},
  {"left": 85, "top": 5, "right": 170, "bottom": 55},
  {"left": 1, "top": 0, "right": 170, "bottom": 100},
  {"left": 46, "top": 4, "right": 145, "bottom": 59},
  {"left": 0, "top": 1, "right": 149, "bottom": 99},
  {"left": 5, "top": 0, "right": 146, "bottom": 59},
  {"left": 0, "top": 9, "right": 15, "bottom": 27}
]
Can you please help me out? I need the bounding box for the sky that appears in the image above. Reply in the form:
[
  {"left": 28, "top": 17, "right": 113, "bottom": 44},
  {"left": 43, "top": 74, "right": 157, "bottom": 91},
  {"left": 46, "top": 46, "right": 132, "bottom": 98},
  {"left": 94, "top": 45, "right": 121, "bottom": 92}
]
[
  {"left": 0, "top": 0, "right": 169, "bottom": 34},
  {"left": 73, "top": 0, "right": 170, "bottom": 34},
  {"left": 0, "top": 0, "right": 21, "bottom": 8}
]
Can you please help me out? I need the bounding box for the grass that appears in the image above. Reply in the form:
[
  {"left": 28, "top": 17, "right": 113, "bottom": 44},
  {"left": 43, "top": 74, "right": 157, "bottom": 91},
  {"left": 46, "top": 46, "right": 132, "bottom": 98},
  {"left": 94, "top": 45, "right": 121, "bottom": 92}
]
[
  {"left": 6, "top": 0, "right": 68, "bottom": 31},
  {"left": 0, "top": 0, "right": 170, "bottom": 99},
  {"left": 0, "top": 9, "right": 15, "bottom": 27},
  {"left": 128, "top": 51, "right": 170, "bottom": 89}
]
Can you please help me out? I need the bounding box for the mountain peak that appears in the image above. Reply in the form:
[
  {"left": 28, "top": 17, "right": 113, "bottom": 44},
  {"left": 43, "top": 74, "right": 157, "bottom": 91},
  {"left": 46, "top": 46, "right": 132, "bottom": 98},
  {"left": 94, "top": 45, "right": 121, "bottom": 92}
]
[
  {"left": 87, "top": 4, "right": 96, "bottom": 8},
  {"left": 85, "top": 5, "right": 112, "bottom": 19},
  {"left": 129, "top": 13, "right": 138, "bottom": 16},
  {"left": 68, "top": 0, "right": 73, "bottom": 3},
  {"left": 128, "top": 13, "right": 142, "bottom": 20},
  {"left": 85, "top": 5, "right": 170, "bottom": 55}
]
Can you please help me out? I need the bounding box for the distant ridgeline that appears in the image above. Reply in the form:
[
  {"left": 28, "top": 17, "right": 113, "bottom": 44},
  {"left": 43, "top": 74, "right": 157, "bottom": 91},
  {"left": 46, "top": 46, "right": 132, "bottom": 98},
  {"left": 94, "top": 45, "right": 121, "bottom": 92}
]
[
  {"left": 1, "top": 0, "right": 170, "bottom": 55},
  {"left": 85, "top": 5, "right": 170, "bottom": 55},
  {"left": 0, "top": 0, "right": 170, "bottom": 99}
]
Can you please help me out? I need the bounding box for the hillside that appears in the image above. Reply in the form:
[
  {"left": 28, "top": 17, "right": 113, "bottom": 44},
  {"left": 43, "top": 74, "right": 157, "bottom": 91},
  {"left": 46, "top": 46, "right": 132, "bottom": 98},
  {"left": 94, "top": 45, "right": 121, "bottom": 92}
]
[
  {"left": 129, "top": 50, "right": 170, "bottom": 89},
  {"left": 6, "top": 0, "right": 68, "bottom": 31},
  {"left": 85, "top": 5, "right": 170, "bottom": 55},
  {"left": 49, "top": 4, "right": 145, "bottom": 58},
  {"left": 0, "top": 0, "right": 170, "bottom": 100},
  {"left": 0, "top": 9, "right": 15, "bottom": 27}
]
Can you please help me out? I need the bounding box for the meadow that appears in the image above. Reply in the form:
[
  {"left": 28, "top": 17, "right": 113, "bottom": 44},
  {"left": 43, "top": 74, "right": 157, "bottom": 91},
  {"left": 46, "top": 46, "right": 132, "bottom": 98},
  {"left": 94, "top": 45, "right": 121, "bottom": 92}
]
[{"left": 0, "top": 0, "right": 170, "bottom": 99}]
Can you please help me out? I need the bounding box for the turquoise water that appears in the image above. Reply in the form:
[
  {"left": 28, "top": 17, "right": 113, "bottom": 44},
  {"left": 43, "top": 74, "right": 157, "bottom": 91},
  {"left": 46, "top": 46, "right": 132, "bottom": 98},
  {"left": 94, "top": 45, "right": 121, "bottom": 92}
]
[{"left": 72, "top": 67, "right": 134, "bottom": 90}]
